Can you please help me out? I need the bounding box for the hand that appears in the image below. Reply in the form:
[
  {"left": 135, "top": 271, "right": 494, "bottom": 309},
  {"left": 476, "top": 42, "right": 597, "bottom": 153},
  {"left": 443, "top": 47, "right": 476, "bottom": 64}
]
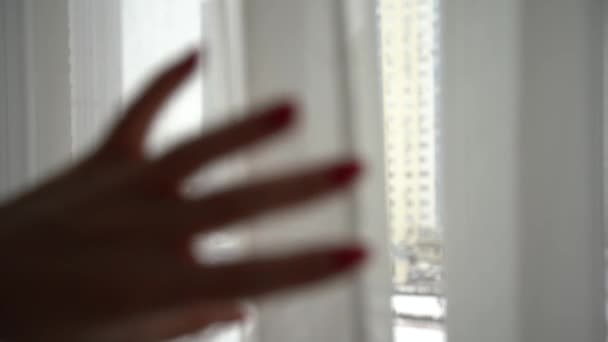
[{"left": 0, "top": 51, "right": 366, "bottom": 341}]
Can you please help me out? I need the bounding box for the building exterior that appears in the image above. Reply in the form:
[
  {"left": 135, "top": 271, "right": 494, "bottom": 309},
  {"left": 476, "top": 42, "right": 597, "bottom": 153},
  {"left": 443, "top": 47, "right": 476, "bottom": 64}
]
[{"left": 378, "top": 0, "right": 441, "bottom": 293}]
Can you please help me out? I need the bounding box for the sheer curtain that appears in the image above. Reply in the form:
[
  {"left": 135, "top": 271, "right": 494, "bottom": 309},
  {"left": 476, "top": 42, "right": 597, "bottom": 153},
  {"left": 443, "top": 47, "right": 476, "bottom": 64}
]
[{"left": 226, "top": 1, "right": 390, "bottom": 342}]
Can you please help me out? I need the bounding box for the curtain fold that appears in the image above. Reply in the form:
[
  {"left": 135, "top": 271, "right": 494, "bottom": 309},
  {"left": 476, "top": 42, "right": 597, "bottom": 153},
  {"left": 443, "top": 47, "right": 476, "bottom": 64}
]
[
  {"left": 0, "top": 0, "right": 30, "bottom": 198},
  {"left": 231, "top": 1, "right": 391, "bottom": 342},
  {"left": 443, "top": 1, "right": 605, "bottom": 341}
]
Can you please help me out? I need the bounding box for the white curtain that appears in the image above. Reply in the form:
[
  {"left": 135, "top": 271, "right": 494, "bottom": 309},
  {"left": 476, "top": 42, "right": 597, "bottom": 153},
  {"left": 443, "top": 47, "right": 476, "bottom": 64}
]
[{"left": 231, "top": 0, "right": 391, "bottom": 341}]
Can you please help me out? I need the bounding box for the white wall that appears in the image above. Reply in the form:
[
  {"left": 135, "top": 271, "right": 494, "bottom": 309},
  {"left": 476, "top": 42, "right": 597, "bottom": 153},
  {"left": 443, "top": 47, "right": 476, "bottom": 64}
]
[
  {"left": 443, "top": 1, "right": 523, "bottom": 340},
  {"left": 443, "top": 1, "right": 605, "bottom": 342}
]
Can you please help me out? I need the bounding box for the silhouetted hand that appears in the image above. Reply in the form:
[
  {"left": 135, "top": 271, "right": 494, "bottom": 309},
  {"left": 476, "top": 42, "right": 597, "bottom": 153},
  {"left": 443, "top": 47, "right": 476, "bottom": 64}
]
[{"left": 0, "top": 51, "right": 366, "bottom": 341}]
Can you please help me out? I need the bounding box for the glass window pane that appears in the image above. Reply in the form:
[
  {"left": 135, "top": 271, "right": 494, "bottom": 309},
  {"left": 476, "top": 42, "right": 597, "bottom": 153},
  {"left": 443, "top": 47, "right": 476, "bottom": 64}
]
[{"left": 377, "top": 1, "right": 445, "bottom": 341}]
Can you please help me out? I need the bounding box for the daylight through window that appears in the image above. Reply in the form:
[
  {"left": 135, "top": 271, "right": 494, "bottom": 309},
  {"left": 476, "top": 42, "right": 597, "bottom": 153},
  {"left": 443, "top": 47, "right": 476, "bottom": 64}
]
[{"left": 378, "top": 1, "right": 444, "bottom": 341}]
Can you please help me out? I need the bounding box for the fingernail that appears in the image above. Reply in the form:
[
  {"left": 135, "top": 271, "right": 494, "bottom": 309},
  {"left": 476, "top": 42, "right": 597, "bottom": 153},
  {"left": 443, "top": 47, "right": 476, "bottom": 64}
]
[
  {"left": 328, "top": 161, "right": 362, "bottom": 186},
  {"left": 265, "top": 102, "right": 296, "bottom": 129},
  {"left": 332, "top": 246, "right": 368, "bottom": 271},
  {"left": 183, "top": 51, "right": 199, "bottom": 69}
]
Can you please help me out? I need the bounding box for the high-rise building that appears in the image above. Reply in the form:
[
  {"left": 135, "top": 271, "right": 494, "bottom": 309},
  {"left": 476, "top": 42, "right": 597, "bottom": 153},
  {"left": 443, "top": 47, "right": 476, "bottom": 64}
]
[{"left": 379, "top": 0, "right": 441, "bottom": 293}]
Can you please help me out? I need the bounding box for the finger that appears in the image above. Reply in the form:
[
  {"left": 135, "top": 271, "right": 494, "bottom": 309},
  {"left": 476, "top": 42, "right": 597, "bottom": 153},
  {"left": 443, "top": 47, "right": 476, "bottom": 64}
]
[
  {"left": 102, "top": 302, "right": 243, "bottom": 342},
  {"left": 102, "top": 50, "right": 200, "bottom": 158},
  {"left": 170, "top": 245, "right": 368, "bottom": 303},
  {"left": 145, "top": 303, "right": 243, "bottom": 341},
  {"left": 179, "top": 159, "right": 362, "bottom": 235},
  {"left": 143, "top": 100, "right": 296, "bottom": 190},
  {"left": 153, "top": 303, "right": 243, "bottom": 340},
  {"left": 82, "top": 160, "right": 362, "bottom": 243},
  {"left": 74, "top": 245, "right": 365, "bottom": 324}
]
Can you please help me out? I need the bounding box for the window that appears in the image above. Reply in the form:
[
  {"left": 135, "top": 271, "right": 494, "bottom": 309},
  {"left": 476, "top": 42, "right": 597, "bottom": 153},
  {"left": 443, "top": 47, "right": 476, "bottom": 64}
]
[
  {"left": 377, "top": 0, "right": 444, "bottom": 341},
  {"left": 121, "top": 0, "right": 204, "bottom": 155}
]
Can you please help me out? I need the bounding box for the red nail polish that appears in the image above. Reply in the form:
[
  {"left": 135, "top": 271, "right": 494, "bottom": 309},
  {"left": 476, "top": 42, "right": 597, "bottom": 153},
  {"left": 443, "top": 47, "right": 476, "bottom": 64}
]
[
  {"left": 183, "top": 51, "right": 199, "bottom": 69},
  {"left": 328, "top": 161, "right": 362, "bottom": 186},
  {"left": 332, "top": 246, "right": 368, "bottom": 270},
  {"left": 266, "top": 102, "right": 295, "bottom": 129}
]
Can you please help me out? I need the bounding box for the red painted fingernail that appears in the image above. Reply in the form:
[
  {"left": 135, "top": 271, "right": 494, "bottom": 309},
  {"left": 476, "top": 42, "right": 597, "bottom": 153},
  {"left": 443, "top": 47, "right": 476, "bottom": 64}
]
[
  {"left": 266, "top": 102, "right": 296, "bottom": 129},
  {"left": 183, "top": 51, "right": 199, "bottom": 69},
  {"left": 328, "top": 161, "right": 362, "bottom": 186},
  {"left": 332, "top": 246, "right": 368, "bottom": 270}
]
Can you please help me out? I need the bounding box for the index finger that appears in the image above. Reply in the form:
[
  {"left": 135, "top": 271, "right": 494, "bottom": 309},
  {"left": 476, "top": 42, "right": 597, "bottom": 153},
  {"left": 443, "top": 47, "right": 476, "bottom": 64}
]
[{"left": 101, "top": 50, "right": 200, "bottom": 159}]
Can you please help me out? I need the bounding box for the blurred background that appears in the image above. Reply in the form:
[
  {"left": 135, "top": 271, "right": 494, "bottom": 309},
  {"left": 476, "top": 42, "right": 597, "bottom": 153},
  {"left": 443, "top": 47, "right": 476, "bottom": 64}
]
[{"left": 0, "top": 1, "right": 605, "bottom": 342}]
